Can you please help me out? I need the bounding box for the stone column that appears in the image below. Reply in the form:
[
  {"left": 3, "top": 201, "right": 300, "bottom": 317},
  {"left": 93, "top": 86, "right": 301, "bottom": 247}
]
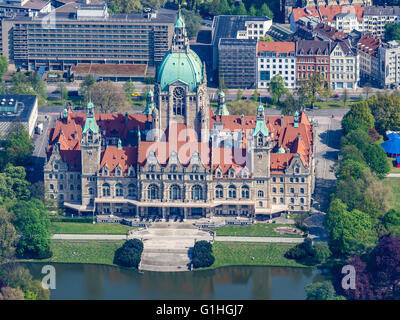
[
  {"left": 184, "top": 207, "right": 188, "bottom": 220},
  {"left": 162, "top": 207, "right": 167, "bottom": 219}
]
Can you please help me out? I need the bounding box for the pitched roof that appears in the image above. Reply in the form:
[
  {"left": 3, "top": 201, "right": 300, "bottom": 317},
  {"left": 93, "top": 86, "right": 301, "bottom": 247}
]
[
  {"left": 292, "top": 5, "right": 364, "bottom": 23},
  {"left": 356, "top": 34, "right": 381, "bottom": 56},
  {"left": 257, "top": 41, "right": 295, "bottom": 55},
  {"left": 296, "top": 40, "right": 330, "bottom": 56}
]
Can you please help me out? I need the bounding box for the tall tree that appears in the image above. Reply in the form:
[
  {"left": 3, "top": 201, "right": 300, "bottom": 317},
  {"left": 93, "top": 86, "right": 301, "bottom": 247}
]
[
  {"left": 269, "top": 74, "right": 288, "bottom": 104},
  {"left": 297, "top": 72, "right": 331, "bottom": 108},
  {"left": 258, "top": 3, "right": 274, "bottom": 19},
  {"left": 0, "top": 56, "right": 9, "bottom": 82},
  {"left": 90, "top": 81, "right": 130, "bottom": 113},
  {"left": 0, "top": 207, "right": 17, "bottom": 264},
  {"left": 79, "top": 74, "right": 96, "bottom": 102},
  {"left": 232, "top": 1, "right": 247, "bottom": 15}
]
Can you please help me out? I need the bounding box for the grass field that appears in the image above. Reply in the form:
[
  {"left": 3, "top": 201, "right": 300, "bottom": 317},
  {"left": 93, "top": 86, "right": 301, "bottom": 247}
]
[
  {"left": 385, "top": 178, "right": 400, "bottom": 211},
  {"left": 387, "top": 157, "right": 400, "bottom": 173},
  {"left": 205, "top": 242, "right": 307, "bottom": 269},
  {"left": 214, "top": 223, "right": 303, "bottom": 238},
  {"left": 29, "top": 240, "right": 124, "bottom": 266},
  {"left": 50, "top": 222, "right": 133, "bottom": 235}
]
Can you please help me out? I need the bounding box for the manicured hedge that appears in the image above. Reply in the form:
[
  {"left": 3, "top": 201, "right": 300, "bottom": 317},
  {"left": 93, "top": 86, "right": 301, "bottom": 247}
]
[{"left": 113, "top": 239, "right": 144, "bottom": 268}]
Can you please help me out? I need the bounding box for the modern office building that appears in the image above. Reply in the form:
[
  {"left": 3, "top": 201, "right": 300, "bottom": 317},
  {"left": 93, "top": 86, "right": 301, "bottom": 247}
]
[
  {"left": 363, "top": 6, "right": 400, "bottom": 38},
  {"left": 0, "top": 94, "right": 38, "bottom": 137},
  {"left": 1, "top": 4, "right": 176, "bottom": 71},
  {"left": 212, "top": 15, "right": 272, "bottom": 88},
  {"left": 44, "top": 12, "right": 315, "bottom": 219},
  {"left": 218, "top": 38, "right": 258, "bottom": 89},
  {"left": 257, "top": 41, "right": 296, "bottom": 89}
]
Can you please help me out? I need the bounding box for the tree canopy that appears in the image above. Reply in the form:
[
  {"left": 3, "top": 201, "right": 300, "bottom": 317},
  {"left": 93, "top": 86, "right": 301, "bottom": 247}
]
[{"left": 269, "top": 74, "right": 288, "bottom": 104}]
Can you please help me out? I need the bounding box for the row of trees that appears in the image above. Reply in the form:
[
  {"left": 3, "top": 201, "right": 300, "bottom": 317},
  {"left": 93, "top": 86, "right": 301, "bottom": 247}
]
[
  {"left": 106, "top": 0, "right": 166, "bottom": 13},
  {"left": 199, "top": 0, "right": 274, "bottom": 18},
  {"left": 312, "top": 94, "right": 400, "bottom": 300},
  {"left": 0, "top": 124, "right": 52, "bottom": 300}
]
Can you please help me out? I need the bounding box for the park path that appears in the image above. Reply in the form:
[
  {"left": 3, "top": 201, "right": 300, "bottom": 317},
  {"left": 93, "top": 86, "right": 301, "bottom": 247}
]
[
  {"left": 387, "top": 173, "right": 400, "bottom": 178},
  {"left": 51, "top": 233, "right": 304, "bottom": 243}
]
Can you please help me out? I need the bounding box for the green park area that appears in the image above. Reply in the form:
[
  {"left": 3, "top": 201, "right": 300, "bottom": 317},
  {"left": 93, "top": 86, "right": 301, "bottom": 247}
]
[
  {"left": 50, "top": 222, "right": 133, "bottom": 235},
  {"left": 38, "top": 240, "right": 124, "bottom": 266},
  {"left": 205, "top": 242, "right": 307, "bottom": 269},
  {"left": 387, "top": 157, "right": 400, "bottom": 173},
  {"left": 214, "top": 223, "right": 303, "bottom": 238},
  {"left": 385, "top": 178, "right": 400, "bottom": 212}
]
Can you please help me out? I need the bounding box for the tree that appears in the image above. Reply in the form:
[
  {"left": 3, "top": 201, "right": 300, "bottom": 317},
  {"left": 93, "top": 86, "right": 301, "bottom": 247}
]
[
  {"left": 259, "top": 35, "right": 274, "bottom": 41},
  {"left": 0, "top": 207, "right": 17, "bottom": 264},
  {"left": 113, "top": 239, "right": 143, "bottom": 268},
  {"left": 228, "top": 100, "right": 257, "bottom": 115},
  {"left": 252, "top": 89, "right": 259, "bottom": 102},
  {"left": 12, "top": 199, "right": 52, "bottom": 259},
  {"left": 58, "top": 83, "right": 68, "bottom": 101},
  {"left": 236, "top": 89, "right": 243, "bottom": 101},
  {"left": 182, "top": 9, "right": 202, "bottom": 38},
  {"left": 248, "top": 5, "right": 257, "bottom": 16},
  {"left": 342, "top": 88, "right": 348, "bottom": 107},
  {"left": 341, "top": 101, "right": 374, "bottom": 135},
  {"left": 106, "top": 0, "right": 143, "bottom": 13},
  {"left": 384, "top": 23, "right": 400, "bottom": 41},
  {"left": 269, "top": 74, "right": 288, "bottom": 104},
  {"left": 258, "top": 3, "right": 274, "bottom": 19},
  {"left": 232, "top": 1, "right": 247, "bottom": 15},
  {"left": 0, "top": 164, "right": 31, "bottom": 201},
  {"left": 305, "top": 281, "right": 336, "bottom": 300},
  {"left": 278, "top": 93, "right": 301, "bottom": 115},
  {"left": 0, "top": 56, "right": 9, "bottom": 82},
  {"left": 341, "top": 128, "right": 370, "bottom": 153},
  {"left": 79, "top": 74, "right": 96, "bottom": 102},
  {"left": 192, "top": 240, "right": 215, "bottom": 268},
  {"left": 364, "top": 144, "right": 390, "bottom": 178},
  {"left": 363, "top": 82, "right": 371, "bottom": 99},
  {"left": 337, "top": 234, "right": 400, "bottom": 300},
  {"left": 336, "top": 159, "right": 367, "bottom": 181},
  {"left": 367, "top": 93, "right": 400, "bottom": 134},
  {"left": 325, "top": 199, "right": 377, "bottom": 256},
  {"left": 313, "top": 242, "right": 331, "bottom": 264},
  {"left": 297, "top": 72, "right": 330, "bottom": 108},
  {"left": 123, "top": 80, "right": 136, "bottom": 101},
  {"left": 220, "top": 0, "right": 230, "bottom": 14},
  {"left": 0, "top": 286, "right": 25, "bottom": 300},
  {"left": 91, "top": 81, "right": 130, "bottom": 113}
]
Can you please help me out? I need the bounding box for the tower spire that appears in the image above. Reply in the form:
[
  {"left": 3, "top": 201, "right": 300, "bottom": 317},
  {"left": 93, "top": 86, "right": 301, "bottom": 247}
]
[{"left": 171, "top": 7, "right": 189, "bottom": 53}]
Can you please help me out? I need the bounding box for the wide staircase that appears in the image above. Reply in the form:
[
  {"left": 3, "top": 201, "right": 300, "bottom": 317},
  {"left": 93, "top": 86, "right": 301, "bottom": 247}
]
[{"left": 131, "top": 222, "right": 213, "bottom": 272}]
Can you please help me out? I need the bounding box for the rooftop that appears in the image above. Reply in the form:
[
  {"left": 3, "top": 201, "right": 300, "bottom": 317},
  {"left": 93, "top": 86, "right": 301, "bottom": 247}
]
[
  {"left": 70, "top": 64, "right": 147, "bottom": 77},
  {"left": 257, "top": 41, "right": 295, "bottom": 55}
]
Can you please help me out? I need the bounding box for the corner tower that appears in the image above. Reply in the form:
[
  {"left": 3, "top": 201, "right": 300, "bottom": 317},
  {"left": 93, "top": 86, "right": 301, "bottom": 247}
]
[{"left": 154, "top": 9, "right": 209, "bottom": 142}]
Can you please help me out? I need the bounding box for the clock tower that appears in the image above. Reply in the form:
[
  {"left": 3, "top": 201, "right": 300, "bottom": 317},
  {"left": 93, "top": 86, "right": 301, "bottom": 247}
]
[{"left": 153, "top": 10, "right": 209, "bottom": 142}]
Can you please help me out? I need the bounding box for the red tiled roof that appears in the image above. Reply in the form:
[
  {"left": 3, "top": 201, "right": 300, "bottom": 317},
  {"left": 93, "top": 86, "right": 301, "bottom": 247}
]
[
  {"left": 357, "top": 34, "right": 382, "bottom": 56},
  {"left": 292, "top": 5, "right": 364, "bottom": 23},
  {"left": 257, "top": 41, "right": 295, "bottom": 55},
  {"left": 100, "top": 146, "right": 138, "bottom": 174}
]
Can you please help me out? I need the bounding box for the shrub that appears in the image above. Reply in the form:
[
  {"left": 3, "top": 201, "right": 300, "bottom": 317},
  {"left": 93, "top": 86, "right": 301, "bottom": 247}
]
[
  {"left": 192, "top": 241, "right": 215, "bottom": 268},
  {"left": 113, "top": 239, "right": 143, "bottom": 268}
]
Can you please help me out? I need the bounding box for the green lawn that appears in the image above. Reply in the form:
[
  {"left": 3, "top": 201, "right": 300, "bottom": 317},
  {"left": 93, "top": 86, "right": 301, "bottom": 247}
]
[
  {"left": 43, "top": 240, "right": 123, "bottom": 265},
  {"left": 205, "top": 242, "right": 307, "bottom": 269},
  {"left": 387, "top": 157, "right": 400, "bottom": 173},
  {"left": 214, "top": 223, "right": 303, "bottom": 238},
  {"left": 385, "top": 178, "right": 400, "bottom": 211},
  {"left": 313, "top": 100, "right": 355, "bottom": 109},
  {"left": 50, "top": 222, "right": 133, "bottom": 235}
]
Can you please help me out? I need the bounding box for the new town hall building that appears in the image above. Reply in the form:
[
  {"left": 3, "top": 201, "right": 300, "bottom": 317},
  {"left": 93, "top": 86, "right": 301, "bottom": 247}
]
[{"left": 44, "top": 11, "right": 316, "bottom": 220}]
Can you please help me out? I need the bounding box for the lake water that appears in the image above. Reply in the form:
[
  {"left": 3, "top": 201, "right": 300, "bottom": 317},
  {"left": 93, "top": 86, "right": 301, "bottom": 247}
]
[{"left": 24, "top": 263, "right": 325, "bottom": 300}]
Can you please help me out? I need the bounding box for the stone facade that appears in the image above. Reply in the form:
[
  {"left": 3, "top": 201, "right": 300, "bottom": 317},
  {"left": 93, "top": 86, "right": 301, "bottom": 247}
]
[{"left": 44, "top": 11, "right": 316, "bottom": 220}]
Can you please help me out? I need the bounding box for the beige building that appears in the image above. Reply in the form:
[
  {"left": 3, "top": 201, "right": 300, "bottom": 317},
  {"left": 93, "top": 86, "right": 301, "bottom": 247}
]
[
  {"left": 356, "top": 34, "right": 381, "bottom": 85},
  {"left": 44, "top": 12, "right": 316, "bottom": 220},
  {"left": 330, "top": 40, "right": 359, "bottom": 89}
]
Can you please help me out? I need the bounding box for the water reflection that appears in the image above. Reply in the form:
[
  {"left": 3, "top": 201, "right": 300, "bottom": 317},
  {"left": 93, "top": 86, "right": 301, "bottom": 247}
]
[{"left": 23, "top": 263, "right": 323, "bottom": 300}]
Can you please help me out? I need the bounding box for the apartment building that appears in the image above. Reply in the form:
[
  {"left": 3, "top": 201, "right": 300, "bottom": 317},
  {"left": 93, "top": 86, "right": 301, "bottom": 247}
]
[
  {"left": 330, "top": 40, "right": 359, "bottom": 89},
  {"left": 257, "top": 41, "right": 296, "bottom": 89},
  {"left": 1, "top": 4, "right": 175, "bottom": 71},
  {"left": 296, "top": 40, "right": 331, "bottom": 85},
  {"left": 356, "top": 33, "right": 381, "bottom": 85},
  {"left": 379, "top": 40, "right": 400, "bottom": 89},
  {"left": 363, "top": 6, "right": 400, "bottom": 38}
]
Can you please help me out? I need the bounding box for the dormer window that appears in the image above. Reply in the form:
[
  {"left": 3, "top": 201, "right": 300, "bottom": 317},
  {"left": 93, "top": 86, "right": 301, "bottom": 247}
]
[
  {"left": 103, "top": 166, "right": 109, "bottom": 176},
  {"left": 115, "top": 166, "right": 122, "bottom": 176},
  {"left": 128, "top": 166, "right": 135, "bottom": 177},
  {"left": 229, "top": 168, "right": 235, "bottom": 178},
  {"left": 88, "top": 130, "right": 93, "bottom": 143},
  {"left": 215, "top": 168, "right": 222, "bottom": 178},
  {"left": 241, "top": 168, "right": 249, "bottom": 178},
  {"left": 192, "top": 165, "right": 199, "bottom": 173}
]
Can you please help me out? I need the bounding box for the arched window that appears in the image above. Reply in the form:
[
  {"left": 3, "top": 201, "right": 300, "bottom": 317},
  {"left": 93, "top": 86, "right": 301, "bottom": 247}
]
[
  {"left": 128, "top": 184, "right": 136, "bottom": 198},
  {"left": 88, "top": 187, "right": 94, "bottom": 195},
  {"left": 241, "top": 185, "right": 249, "bottom": 199},
  {"left": 300, "top": 198, "right": 305, "bottom": 204},
  {"left": 300, "top": 188, "right": 304, "bottom": 194},
  {"left": 88, "top": 130, "right": 93, "bottom": 143},
  {"left": 215, "top": 169, "right": 222, "bottom": 178},
  {"left": 228, "top": 185, "right": 236, "bottom": 198},
  {"left": 115, "top": 183, "right": 123, "bottom": 197},
  {"left": 170, "top": 185, "right": 181, "bottom": 200},
  {"left": 191, "top": 185, "right": 203, "bottom": 200},
  {"left": 59, "top": 194, "right": 64, "bottom": 201},
  {"left": 115, "top": 166, "right": 122, "bottom": 176},
  {"left": 258, "top": 134, "right": 263, "bottom": 146},
  {"left": 258, "top": 190, "right": 264, "bottom": 197},
  {"left": 229, "top": 168, "right": 235, "bottom": 178},
  {"left": 148, "top": 184, "right": 159, "bottom": 200},
  {"left": 103, "top": 166, "right": 109, "bottom": 176},
  {"left": 102, "top": 183, "right": 110, "bottom": 197},
  {"left": 273, "top": 197, "right": 277, "bottom": 204},
  {"left": 272, "top": 187, "right": 276, "bottom": 193},
  {"left": 215, "top": 185, "right": 223, "bottom": 198}
]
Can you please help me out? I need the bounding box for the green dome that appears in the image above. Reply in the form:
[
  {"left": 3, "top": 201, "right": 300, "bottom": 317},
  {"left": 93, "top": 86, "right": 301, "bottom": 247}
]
[
  {"left": 175, "top": 10, "right": 185, "bottom": 28},
  {"left": 157, "top": 49, "right": 203, "bottom": 92}
]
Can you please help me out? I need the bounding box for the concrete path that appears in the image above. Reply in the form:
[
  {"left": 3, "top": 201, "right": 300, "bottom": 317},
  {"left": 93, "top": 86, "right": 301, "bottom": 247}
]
[
  {"left": 387, "top": 173, "right": 400, "bottom": 178},
  {"left": 215, "top": 236, "right": 304, "bottom": 243}
]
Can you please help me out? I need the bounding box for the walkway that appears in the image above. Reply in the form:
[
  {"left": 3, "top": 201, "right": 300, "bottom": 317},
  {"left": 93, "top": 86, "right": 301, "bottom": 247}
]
[
  {"left": 387, "top": 173, "right": 400, "bottom": 178},
  {"left": 52, "top": 233, "right": 304, "bottom": 243}
]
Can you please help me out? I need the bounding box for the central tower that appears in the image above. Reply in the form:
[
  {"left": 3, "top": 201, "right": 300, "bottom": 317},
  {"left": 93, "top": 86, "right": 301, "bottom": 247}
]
[{"left": 153, "top": 10, "right": 209, "bottom": 142}]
